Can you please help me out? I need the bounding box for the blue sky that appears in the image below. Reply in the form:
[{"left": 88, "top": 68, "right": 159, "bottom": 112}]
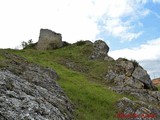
[{"left": 0, "top": 0, "right": 160, "bottom": 79}]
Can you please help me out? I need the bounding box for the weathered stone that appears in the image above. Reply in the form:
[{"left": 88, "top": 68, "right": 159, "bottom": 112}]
[
  {"left": 36, "top": 29, "right": 63, "bottom": 50},
  {"left": 104, "top": 58, "right": 157, "bottom": 90},
  {"left": 104, "top": 57, "right": 159, "bottom": 106},
  {"left": 90, "top": 40, "right": 110, "bottom": 60},
  {"left": 114, "top": 75, "right": 126, "bottom": 86},
  {"left": 104, "top": 56, "right": 115, "bottom": 61},
  {"left": 115, "top": 58, "right": 135, "bottom": 76},
  {"left": 124, "top": 77, "right": 144, "bottom": 89},
  {"left": 104, "top": 70, "right": 116, "bottom": 82},
  {"left": 0, "top": 53, "right": 74, "bottom": 120},
  {"left": 132, "top": 66, "right": 154, "bottom": 90},
  {"left": 116, "top": 97, "right": 160, "bottom": 120},
  {"left": 111, "top": 86, "right": 160, "bottom": 104}
]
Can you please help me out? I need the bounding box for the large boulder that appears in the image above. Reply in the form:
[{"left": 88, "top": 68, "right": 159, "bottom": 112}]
[
  {"left": 90, "top": 40, "right": 113, "bottom": 61},
  {"left": 0, "top": 53, "right": 73, "bottom": 120},
  {"left": 104, "top": 58, "right": 159, "bottom": 104},
  {"left": 132, "top": 66, "right": 153, "bottom": 89},
  {"left": 105, "top": 58, "right": 156, "bottom": 90},
  {"left": 36, "top": 29, "right": 63, "bottom": 50}
]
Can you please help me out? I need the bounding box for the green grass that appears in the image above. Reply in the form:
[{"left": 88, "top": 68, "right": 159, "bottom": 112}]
[
  {"left": 49, "top": 63, "right": 122, "bottom": 120},
  {"left": 157, "top": 85, "right": 160, "bottom": 91},
  {"left": 0, "top": 44, "right": 137, "bottom": 120},
  {"left": 0, "top": 49, "right": 7, "bottom": 68}
]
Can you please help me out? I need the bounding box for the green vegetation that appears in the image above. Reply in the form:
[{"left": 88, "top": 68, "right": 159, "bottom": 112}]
[
  {"left": 0, "top": 50, "right": 7, "bottom": 68},
  {"left": 0, "top": 44, "right": 137, "bottom": 120},
  {"left": 157, "top": 85, "right": 160, "bottom": 91},
  {"left": 75, "top": 40, "right": 87, "bottom": 46},
  {"left": 21, "top": 39, "right": 37, "bottom": 49}
]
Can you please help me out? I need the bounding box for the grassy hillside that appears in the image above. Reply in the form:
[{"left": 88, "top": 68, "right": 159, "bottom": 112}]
[
  {"left": 0, "top": 43, "right": 136, "bottom": 120},
  {"left": 157, "top": 85, "right": 160, "bottom": 91}
]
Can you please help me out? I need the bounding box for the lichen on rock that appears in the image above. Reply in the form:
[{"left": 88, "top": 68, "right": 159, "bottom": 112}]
[{"left": 0, "top": 53, "right": 74, "bottom": 120}]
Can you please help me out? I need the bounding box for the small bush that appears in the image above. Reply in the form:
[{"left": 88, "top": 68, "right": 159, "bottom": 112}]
[
  {"left": 76, "top": 40, "right": 86, "bottom": 46},
  {"left": 21, "top": 39, "right": 36, "bottom": 49}
]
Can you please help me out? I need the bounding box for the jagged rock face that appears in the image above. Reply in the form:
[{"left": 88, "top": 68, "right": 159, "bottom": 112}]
[
  {"left": 111, "top": 87, "right": 160, "bottom": 103},
  {"left": 0, "top": 53, "right": 73, "bottom": 120},
  {"left": 105, "top": 58, "right": 156, "bottom": 90},
  {"left": 90, "top": 40, "right": 112, "bottom": 60},
  {"left": 116, "top": 97, "right": 160, "bottom": 120},
  {"left": 132, "top": 67, "right": 153, "bottom": 89},
  {"left": 104, "top": 58, "right": 160, "bottom": 104},
  {"left": 36, "top": 29, "right": 63, "bottom": 50}
]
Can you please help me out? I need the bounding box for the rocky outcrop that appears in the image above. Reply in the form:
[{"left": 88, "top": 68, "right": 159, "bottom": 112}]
[
  {"left": 36, "top": 29, "right": 63, "bottom": 50},
  {"left": 0, "top": 53, "right": 73, "bottom": 120},
  {"left": 104, "top": 58, "right": 160, "bottom": 104},
  {"left": 105, "top": 58, "right": 157, "bottom": 90},
  {"left": 90, "top": 40, "right": 114, "bottom": 61},
  {"left": 116, "top": 97, "right": 160, "bottom": 120},
  {"left": 111, "top": 87, "right": 160, "bottom": 103}
]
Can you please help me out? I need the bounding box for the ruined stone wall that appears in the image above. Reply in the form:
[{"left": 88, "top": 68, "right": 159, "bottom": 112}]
[{"left": 36, "top": 29, "right": 62, "bottom": 50}]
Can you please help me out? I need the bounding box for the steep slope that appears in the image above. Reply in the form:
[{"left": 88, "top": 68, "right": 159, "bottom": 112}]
[
  {"left": 0, "top": 40, "right": 160, "bottom": 120},
  {"left": 0, "top": 52, "right": 73, "bottom": 120},
  {"left": 1, "top": 43, "right": 125, "bottom": 120}
]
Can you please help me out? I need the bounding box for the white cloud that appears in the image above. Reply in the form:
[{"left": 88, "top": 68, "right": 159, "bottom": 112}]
[
  {"left": 0, "top": 0, "right": 153, "bottom": 48},
  {"left": 105, "top": 18, "right": 143, "bottom": 41},
  {"left": 109, "top": 37, "right": 160, "bottom": 61},
  {"left": 152, "top": 0, "right": 160, "bottom": 3},
  {"left": 139, "top": 60, "right": 160, "bottom": 79},
  {"left": 0, "top": 0, "right": 100, "bottom": 48},
  {"left": 151, "top": 11, "right": 160, "bottom": 19},
  {"left": 98, "top": 0, "right": 150, "bottom": 42}
]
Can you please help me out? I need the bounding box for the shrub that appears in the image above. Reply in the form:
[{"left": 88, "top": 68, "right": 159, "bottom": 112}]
[
  {"left": 21, "top": 39, "right": 36, "bottom": 49},
  {"left": 76, "top": 40, "right": 86, "bottom": 46}
]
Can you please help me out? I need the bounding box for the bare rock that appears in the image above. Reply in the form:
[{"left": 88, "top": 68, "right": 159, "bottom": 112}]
[
  {"left": 104, "top": 56, "right": 115, "bottom": 61},
  {"left": 132, "top": 66, "right": 154, "bottom": 89},
  {"left": 105, "top": 58, "right": 157, "bottom": 90},
  {"left": 0, "top": 53, "right": 74, "bottom": 120},
  {"left": 36, "top": 29, "right": 63, "bottom": 50},
  {"left": 116, "top": 97, "right": 160, "bottom": 120},
  {"left": 112, "top": 87, "right": 160, "bottom": 104},
  {"left": 115, "top": 58, "right": 135, "bottom": 76},
  {"left": 90, "top": 40, "right": 110, "bottom": 60},
  {"left": 104, "top": 58, "right": 160, "bottom": 105}
]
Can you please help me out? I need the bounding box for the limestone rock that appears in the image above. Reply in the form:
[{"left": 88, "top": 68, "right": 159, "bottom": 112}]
[
  {"left": 105, "top": 58, "right": 157, "bottom": 90},
  {"left": 104, "top": 58, "right": 159, "bottom": 104},
  {"left": 116, "top": 97, "right": 160, "bottom": 120},
  {"left": 112, "top": 87, "right": 160, "bottom": 103},
  {"left": 0, "top": 53, "right": 74, "bottom": 120},
  {"left": 104, "top": 56, "right": 115, "bottom": 61},
  {"left": 115, "top": 58, "right": 135, "bottom": 76},
  {"left": 132, "top": 66, "right": 154, "bottom": 89},
  {"left": 36, "top": 29, "right": 63, "bottom": 50},
  {"left": 90, "top": 40, "right": 110, "bottom": 60}
]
